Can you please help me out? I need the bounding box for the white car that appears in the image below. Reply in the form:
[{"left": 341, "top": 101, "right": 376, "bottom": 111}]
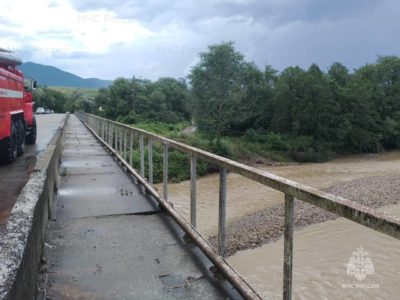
[{"left": 36, "top": 107, "right": 45, "bottom": 114}]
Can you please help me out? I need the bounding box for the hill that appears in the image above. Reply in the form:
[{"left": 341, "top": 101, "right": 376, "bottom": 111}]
[{"left": 20, "top": 62, "right": 112, "bottom": 88}]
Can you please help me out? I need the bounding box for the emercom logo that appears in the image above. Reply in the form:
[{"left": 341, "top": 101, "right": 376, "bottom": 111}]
[
  {"left": 347, "top": 246, "right": 374, "bottom": 281},
  {"left": 342, "top": 246, "right": 379, "bottom": 289}
]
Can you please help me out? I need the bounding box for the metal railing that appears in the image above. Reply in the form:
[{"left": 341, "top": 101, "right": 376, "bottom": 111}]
[{"left": 76, "top": 112, "right": 400, "bottom": 300}]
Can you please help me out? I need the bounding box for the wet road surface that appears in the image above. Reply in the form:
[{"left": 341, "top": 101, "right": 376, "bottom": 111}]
[
  {"left": 44, "top": 115, "right": 226, "bottom": 299},
  {"left": 0, "top": 114, "right": 65, "bottom": 224}
]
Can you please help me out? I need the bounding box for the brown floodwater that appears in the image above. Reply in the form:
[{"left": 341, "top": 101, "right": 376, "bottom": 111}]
[
  {"left": 158, "top": 151, "right": 400, "bottom": 236},
  {"left": 157, "top": 151, "right": 400, "bottom": 299},
  {"left": 228, "top": 204, "right": 400, "bottom": 299}
]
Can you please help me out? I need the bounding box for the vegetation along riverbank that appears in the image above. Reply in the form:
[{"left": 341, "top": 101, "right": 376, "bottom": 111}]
[{"left": 36, "top": 42, "right": 400, "bottom": 183}]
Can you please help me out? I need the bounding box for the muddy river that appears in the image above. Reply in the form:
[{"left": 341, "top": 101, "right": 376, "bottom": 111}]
[
  {"left": 157, "top": 151, "right": 400, "bottom": 299},
  {"left": 159, "top": 151, "right": 400, "bottom": 235},
  {"left": 228, "top": 203, "right": 400, "bottom": 299}
]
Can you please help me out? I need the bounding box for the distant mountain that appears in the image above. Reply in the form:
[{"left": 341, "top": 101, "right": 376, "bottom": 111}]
[{"left": 19, "top": 62, "right": 112, "bottom": 89}]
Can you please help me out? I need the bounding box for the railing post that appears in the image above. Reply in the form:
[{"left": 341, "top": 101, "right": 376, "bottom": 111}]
[
  {"left": 110, "top": 125, "right": 115, "bottom": 150},
  {"left": 106, "top": 121, "right": 109, "bottom": 145},
  {"left": 103, "top": 120, "right": 106, "bottom": 143},
  {"left": 190, "top": 155, "right": 197, "bottom": 228},
  {"left": 218, "top": 168, "right": 227, "bottom": 257},
  {"left": 119, "top": 127, "right": 123, "bottom": 155},
  {"left": 148, "top": 139, "right": 153, "bottom": 184},
  {"left": 114, "top": 126, "right": 118, "bottom": 153},
  {"left": 116, "top": 126, "right": 119, "bottom": 153},
  {"left": 139, "top": 135, "right": 145, "bottom": 177},
  {"left": 106, "top": 121, "right": 110, "bottom": 145},
  {"left": 103, "top": 120, "right": 106, "bottom": 141},
  {"left": 129, "top": 131, "right": 133, "bottom": 167},
  {"left": 163, "top": 144, "right": 168, "bottom": 200},
  {"left": 115, "top": 126, "right": 118, "bottom": 153},
  {"left": 124, "top": 128, "right": 128, "bottom": 161},
  {"left": 283, "top": 194, "right": 294, "bottom": 300},
  {"left": 108, "top": 123, "right": 111, "bottom": 146}
]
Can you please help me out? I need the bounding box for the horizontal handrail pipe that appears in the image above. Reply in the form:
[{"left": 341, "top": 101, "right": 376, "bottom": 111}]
[
  {"left": 0, "top": 114, "right": 69, "bottom": 300},
  {"left": 76, "top": 112, "right": 400, "bottom": 300}
]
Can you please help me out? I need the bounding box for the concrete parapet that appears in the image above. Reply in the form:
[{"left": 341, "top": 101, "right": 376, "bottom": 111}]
[{"left": 0, "top": 114, "right": 69, "bottom": 300}]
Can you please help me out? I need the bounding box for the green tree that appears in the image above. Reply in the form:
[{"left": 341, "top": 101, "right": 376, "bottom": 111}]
[
  {"left": 189, "top": 42, "right": 246, "bottom": 146},
  {"left": 33, "top": 86, "right": 67, "bottom": 113},
  {"left": 228, "top": 63, "right": 277, "bottom": 133},
  {"left": 95, "top": 76, "right": 190, "bottom": 124},
  {"left": 64, "top": 89, "right": 96, "bottom": 113}
]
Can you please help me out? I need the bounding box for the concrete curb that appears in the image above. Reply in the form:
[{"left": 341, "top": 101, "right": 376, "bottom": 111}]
[{"left": 0, "top": 113, "right": 69, "bottom": 300}]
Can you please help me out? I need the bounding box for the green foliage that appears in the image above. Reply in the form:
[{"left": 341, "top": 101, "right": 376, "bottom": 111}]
[
  {"left": 33, "top": 86, "right": 68, "bottom": 112},
  {"left": 84, "top": 42, "right": 400, "bottom": 171},
  {"left": 95, "top": 77, "right": 190, "bottom": 124},
  {"left": 34, "top": 86, "right": 97, "bottom": 113},
  {"left": 134, "top": 122, "right": 189, "bottom": 136},
  {"left": 244, "top": 129, "right": 288, "bottom": 151},
  {"left": 130, "top": 144, "right": 209, "bottom": 183},
  {"left": 189, "top": 42, "right": 246, "bottom": 146}
]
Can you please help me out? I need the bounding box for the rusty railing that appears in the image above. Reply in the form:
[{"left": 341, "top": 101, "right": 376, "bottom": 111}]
[{"left": 76, "top": 112, "right": 400, "bottom": 300}]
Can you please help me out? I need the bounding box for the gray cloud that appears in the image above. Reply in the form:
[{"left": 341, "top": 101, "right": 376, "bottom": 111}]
[
  {"left": 11, "top": 0, "right": 400, "bottom": 80},
  {"left": 69, "top": 0, "right": 381, "bottom": 26}
]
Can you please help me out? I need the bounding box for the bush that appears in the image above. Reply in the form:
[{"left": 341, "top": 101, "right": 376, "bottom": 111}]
[
  {"left": 135, "top": 122, "right": 188, "bottom": 136},
  {"left": 288, "top": 136, "right": 332, "bottom": 162},
  {"left": 117, "top": 114, "right": 137, "bottom": 124},
  {"left": 244, "top": 129, "right": 288, "bottom": 151},
  {"left": 130, "top": 145, "right": 209, "bottom": 183}
]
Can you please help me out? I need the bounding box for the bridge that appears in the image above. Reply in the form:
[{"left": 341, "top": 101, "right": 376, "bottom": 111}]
[{"left": 1, "top": 113, "right": 399, "bottom": 300}]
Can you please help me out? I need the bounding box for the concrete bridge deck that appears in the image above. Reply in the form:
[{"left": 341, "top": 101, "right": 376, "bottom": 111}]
[{"left": 43, "top": 115, "right": 226, "bottom": 299}]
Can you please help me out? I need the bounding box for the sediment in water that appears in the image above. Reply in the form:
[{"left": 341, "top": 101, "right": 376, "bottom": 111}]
[{"left": 210, "top": 175, "right": 400, "bottom": 256}]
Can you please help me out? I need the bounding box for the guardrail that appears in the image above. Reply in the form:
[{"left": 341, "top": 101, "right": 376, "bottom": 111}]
[
  {"left": 0, "top": 113, "right": 69, "bottom": 300},
  {"left": 76, "top": 112, "right": 400, "bottom": 300}
]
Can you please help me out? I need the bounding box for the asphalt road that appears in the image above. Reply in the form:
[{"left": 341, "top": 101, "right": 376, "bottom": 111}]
[{"left": 0, "top": 114, "right": 65, "bottom": 225}]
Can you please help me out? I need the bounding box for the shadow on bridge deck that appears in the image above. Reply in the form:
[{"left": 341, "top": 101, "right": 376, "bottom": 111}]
[{"left": 43, "top": 115, "right": 228, "bottom": 299}]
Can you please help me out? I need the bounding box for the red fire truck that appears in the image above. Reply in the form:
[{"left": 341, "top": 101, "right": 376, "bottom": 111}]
[{"left": 0, "top": 48, "right": 37, "bottom": 163}]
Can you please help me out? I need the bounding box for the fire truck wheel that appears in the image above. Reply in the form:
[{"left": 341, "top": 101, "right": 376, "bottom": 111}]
[
  {"left": 26, "top": 118, "right": 37, "bottom": 144},
  {"left": 17, "top": 120, "right": 25, "bottom": 156},
  {"left": 4, "top": 124, "right": 18, "bottom": 163}
]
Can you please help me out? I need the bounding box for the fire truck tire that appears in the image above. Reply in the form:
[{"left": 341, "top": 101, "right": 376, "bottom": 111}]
[
  {"left": 26, "top": 118, "right": 37, "bottom": 144},
  {"left": 17, "top": 120, "right": 25, "bottom": 156},
  {"left": 3, "top": 123, "right": 18, "bottom": 163}
]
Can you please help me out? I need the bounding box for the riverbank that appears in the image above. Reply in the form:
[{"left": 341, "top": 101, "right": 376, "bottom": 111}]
[{"left": 209, "top": 175, "right": 400, "bottom": 256}]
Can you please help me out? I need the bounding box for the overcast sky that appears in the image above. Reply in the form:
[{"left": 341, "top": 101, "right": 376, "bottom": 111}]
[{"left": 1, "top": 0, "right": 399, "bottom": 80}]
